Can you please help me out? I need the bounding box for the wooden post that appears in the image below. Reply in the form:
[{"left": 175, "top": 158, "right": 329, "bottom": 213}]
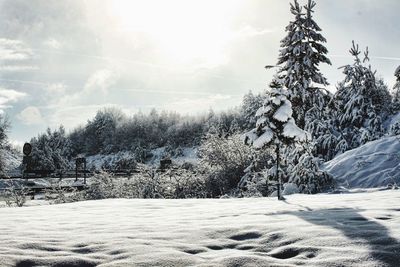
[{"left": 83, "top": 160, "right": 87, "bottom": 185}]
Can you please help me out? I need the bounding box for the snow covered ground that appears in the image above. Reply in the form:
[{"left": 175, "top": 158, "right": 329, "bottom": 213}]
[
  {"left": 1, "top": 190, "right": 399, "bottom": 267},
  {"left": 323, "top": 135, "right": 400, "bottom": 188}
]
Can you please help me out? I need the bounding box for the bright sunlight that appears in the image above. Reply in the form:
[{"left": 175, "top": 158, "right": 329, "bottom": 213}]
[{"left": 109, "top": 0, "right": 244, "bottom": 66}]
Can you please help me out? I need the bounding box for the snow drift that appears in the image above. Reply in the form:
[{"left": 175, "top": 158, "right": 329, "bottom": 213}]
[{"left": 322, "top": 135, "right": 400, "bottom": 188}]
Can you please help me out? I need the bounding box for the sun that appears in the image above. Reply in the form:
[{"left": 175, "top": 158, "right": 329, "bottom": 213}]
[{"left": 109, "top": 0, "right": 243, "bottom": 66}]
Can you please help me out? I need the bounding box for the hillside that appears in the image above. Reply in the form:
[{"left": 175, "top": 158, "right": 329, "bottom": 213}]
[{"left": 322, "top": 135, "right": 400, "bottom": 188}]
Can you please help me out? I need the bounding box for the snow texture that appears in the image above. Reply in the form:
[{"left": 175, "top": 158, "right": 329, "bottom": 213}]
[
  {"left": 273, "top": 100, "right": 292, "bottom": 122},
  {"left": 283, "top": 119, "right": 309, "bottom": 141},
  {"left": 252, "top": 128, "right": 274, "bottom": 149},
  {"left": 323, "top": 136, "right": 400, "bottom": 188},
  {"left": 1, "top": 190, "right": 400, "bottom": 266}
]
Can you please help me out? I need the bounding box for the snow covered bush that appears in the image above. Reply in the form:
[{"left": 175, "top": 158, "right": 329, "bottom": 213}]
[
  {"left": 238, "top": 172, "right": 272, "bottom": 197},
  {"left": 198, "top": 132, "right": 256, "bottom": 197},
  {"left": 124, "top": 166, "right": 206, "bottom": 199},
  {"left": 83, "top": 171, "right": 120, "bottom": 200},
  {"left": 77, "top": 166, "right": 207, "bottom": 200},
  {"left": 288, "top": 152, "right": 334, "bottom": 193},
  {"left": 3, "top": 181, "right": 28, "bottom": 207},
  {"left": 163, "top": 168, "right": 207, "bottom": 198},
  {"left": 44, "top": 182, "right": 82, "bottom": 204}
]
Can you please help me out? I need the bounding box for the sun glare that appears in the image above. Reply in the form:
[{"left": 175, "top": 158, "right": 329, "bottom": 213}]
[{"left": 110, "top": 0, "right": 243, "bottom": 66}]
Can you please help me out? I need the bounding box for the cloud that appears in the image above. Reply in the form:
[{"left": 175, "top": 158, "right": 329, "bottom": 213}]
[
  {"left": 0, "top": 38, "right": 36, "bottom": 72},
  {"left": 45, "top": 83, "right": 66, "bottom": 95},
  {"left": 235, "top": 25, "right": 276, "bottom": 38},
  {"left": 17, "top": 106, "right": 44, "bottom": 125},
  {"left": 0, "top": 38, "right": 33, "bottom": 61},
  {"left": 84, "top": 69, "right": 117, "bottom": 93},
  {"left": 0, "top": 65, "right": 38, "bottom": 71},
  {"left": 161, "top": 93, "right": 240, "bottom": 114},
  {"left": 43, "top": 38, "right": 61, "bottom": 49},
  {"left": 0, "top": 88, "right": 27, "bottom": 112},
  {"left": 44, "top": 69, "right": 119, "bottom": 128},
  {"left": 48, "top": 103, "right": 125, "bottom": 129}
]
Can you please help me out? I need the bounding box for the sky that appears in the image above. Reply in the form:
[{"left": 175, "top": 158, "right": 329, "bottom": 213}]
[{"left": 0, "top": 0, "right": 399, "bottom": 145}]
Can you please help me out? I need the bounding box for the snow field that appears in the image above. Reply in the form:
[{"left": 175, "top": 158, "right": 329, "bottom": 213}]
[{"left": 0, "top": 190, "right": 399, "bottom": 266}]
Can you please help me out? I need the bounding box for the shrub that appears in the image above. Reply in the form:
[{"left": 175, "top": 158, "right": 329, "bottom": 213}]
[
  {"left": 198, "top": 134, "right": 247, "bottom": 196},
  {"left": 3, "top": 181, "right": 29, "bottom": 207}
]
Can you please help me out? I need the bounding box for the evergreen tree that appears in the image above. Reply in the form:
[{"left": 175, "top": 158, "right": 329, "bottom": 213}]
[
  {"left": 244, "top": 78, "right": 309, "bottom": 200},
  {"left": 288, "top": 151, "right": 333, "bottom": 193},
  {"left": 30, "top": 126, "right": 72, "bottom": 171},
  {"left": 334, "top": 42, "right": 388, "bottom": 150},
  {"left": 240, "top": 91, "right": 263, "bottom": 130},
  {"left": 0, "top": 114, "right": 10, "bottom": 174},
  {"left": 277, "top": 0, "right": 331, "bottom": 128},
  {"left": 392, "top": 65, "right": 400, "bottom": 112},
  {"left": 304, "top": 104, "right": 339, "bottom": 160}
]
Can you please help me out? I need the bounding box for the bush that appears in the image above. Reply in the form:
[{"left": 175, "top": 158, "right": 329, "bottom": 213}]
[
  {"left": 83, "top": 171, "right": 120, "bottom": 200},
  {"left": 198, "top": 133, "right": 255, "bottom": 197},
  {"left": 3, "top": 181, "right": 28, "bottom": 207},
  {"left": 49, "top": 166, "right": 208, "bottom": 202},
  {"left": 44, "top": 182, "right": 82, "bottom": 204}
]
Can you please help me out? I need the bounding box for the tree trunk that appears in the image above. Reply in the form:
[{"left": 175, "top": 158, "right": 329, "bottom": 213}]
[{"left": 276, "top": 144, "right": 281, "bottom": 200}]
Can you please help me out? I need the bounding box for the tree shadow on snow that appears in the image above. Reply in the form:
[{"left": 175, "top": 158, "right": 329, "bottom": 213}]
[{"left": 285, "top": 205, "right": 400, "bottom": 266}]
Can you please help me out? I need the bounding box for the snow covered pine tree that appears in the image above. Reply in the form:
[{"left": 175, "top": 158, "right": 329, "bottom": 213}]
[
  {"left": 392, "top": 65, "right": 400, "bottom": 113},
  {"left": 334, "top": 42, "right": 390, "bottom": 151},
  {"left": 244, "top": 79, "right": 309, "bottom": 200},
  {"left": 276, "top": 0, "right": 331, "bottom": 129}
]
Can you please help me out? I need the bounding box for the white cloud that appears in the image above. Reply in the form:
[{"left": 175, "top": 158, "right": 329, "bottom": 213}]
[
  {"left": 48, "top": 103, "right": 124, "bottom": 129},
  {"left": 17, "top": 106, "right": 44, "bottom": 125},
  {"left": 84, "top": 69, "right": 117, "bottom": 94},
  {"left": 0, "top": 65, "right": 38, "bottom": 72},
  {"left": 161, "top": 94, "right": 239, "bottom": 114},
  {"left": 235, "top": 25, "right": 276, "bottom": 38},
  {"left": 43, "top": 38, "right": 62, "bottom": 49},
  {"left": 45, "top": 70, "right": 119, "bottom": 129},
  {"left": 45, "top": 83, "right": 67, "bottom": 95},
  {"left": 50, "top": 69, "right": 118, "bottom": 108},
  {"left": 0, "top": 38, "right": 33, "bottom": 61},
  {"left": 0, "top": 88, "right": 27, "bottom": 113}
]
